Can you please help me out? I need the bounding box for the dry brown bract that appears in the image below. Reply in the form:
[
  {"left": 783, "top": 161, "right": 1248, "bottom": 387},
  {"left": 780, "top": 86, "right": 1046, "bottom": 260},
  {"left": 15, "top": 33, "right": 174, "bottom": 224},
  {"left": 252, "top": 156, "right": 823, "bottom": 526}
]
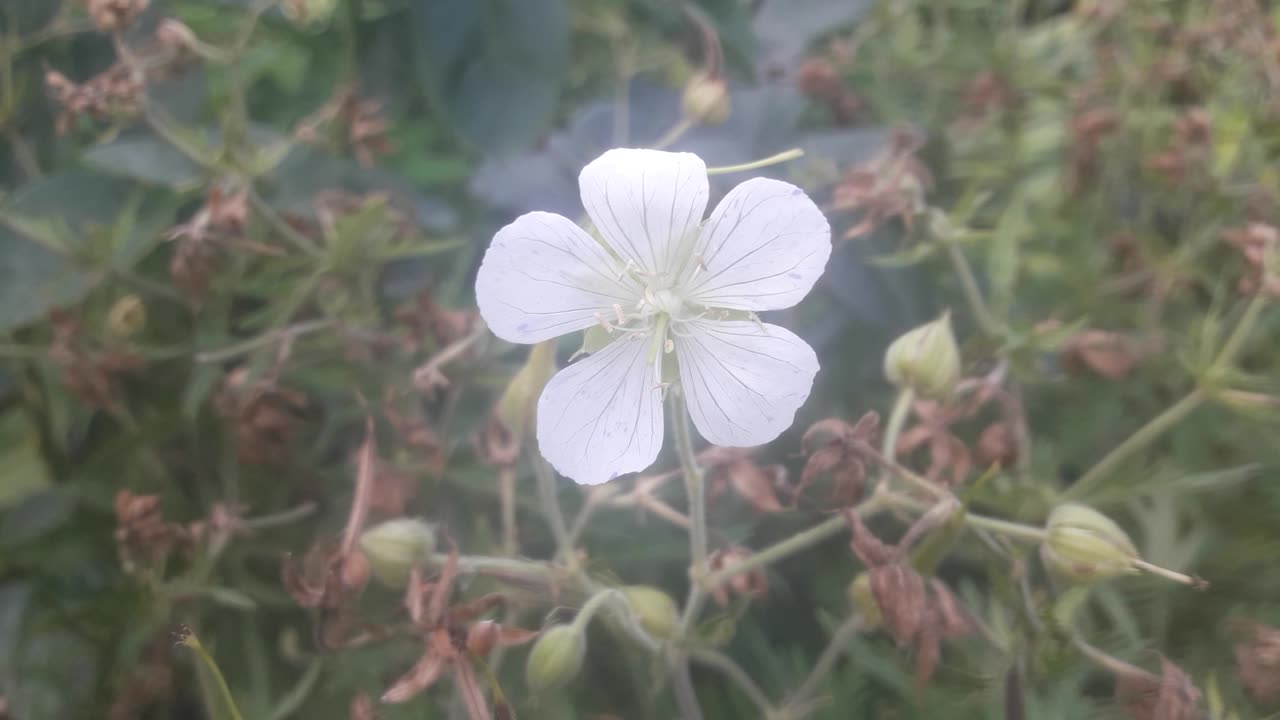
[
  {"left": 214, "top": 367, "right": 308, "bottom": 466},
  {"left": 833, "top": 129, "right": 933, "bottom": 240},
  {"left": 1060, "top": 329, "right": 1146, "bottom": 380},
  {"left": 700, "top": 446, "right": 786, "bottom": 513},
  {"left": 45, "top": 64, "right": 142, "bottom": 135},
  {"left": 295, "top": 85, "right": 395, "bottom": 168},
  {"left": 795, "top": 58, "right": 861, "bottom": 125},
  {"left": 1223, "top": 222, "right": 1280, "bottom": 297},
  {"left": 381, "top": 546, "right": 537, "bottom": 718},
  {"left": 1114, "top": 656, "right": 1201, "bottom": 720},
  {"left": 49, "top": 309, "right": 144, "bottom": 414},
  {"left": 166, "top": 188, "right": 249, "bottom": 302}
]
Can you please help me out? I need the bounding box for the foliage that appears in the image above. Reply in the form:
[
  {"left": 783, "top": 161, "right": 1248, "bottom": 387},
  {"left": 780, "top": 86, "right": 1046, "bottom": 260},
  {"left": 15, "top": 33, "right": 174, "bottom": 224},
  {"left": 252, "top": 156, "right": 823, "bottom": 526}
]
[{"left": 0, "top": 0, "right": 1278, "bottom": 719}]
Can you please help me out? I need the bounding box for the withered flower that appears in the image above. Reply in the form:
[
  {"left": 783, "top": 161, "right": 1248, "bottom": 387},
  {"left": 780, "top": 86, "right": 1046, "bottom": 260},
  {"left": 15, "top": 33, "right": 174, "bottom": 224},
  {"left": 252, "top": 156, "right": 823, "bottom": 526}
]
[
  {"left": 1114, "top": 656, "right": 1202, "bottom": 720},
  {"left": 795, "top": 58, "right": 861, "bottom": 125},
  {"left": 895, "top": 396, "right": 983, "bottom": 488},
  {"left": 45, "top": 63, "right": 143, "bottom": 135},
  {"left": 700, "top": 446, "right": 786, "bottom": 514},
  {"left": 1233, "top": 619, "right": 1280, "bottom": 706},
  {"left": 707, "top": 546, "right": 769, "bottom": 607},
  {"left": 214, "top": 367, "right": 308, "bottom": 465},
  {"left": 833, "top": 128, "right": 933, "bottom": 239},
  {"left": 86, "top": 0, "right": 149, "bottom": 32},
  {"left": 114, "top": 490, "right": 185, "bottom": 576},
  {"left": 1061, "top": 329, "right": 1146, "bottom": 380},
  {"left": 977, "top": 422, "right": 1018, "bottom": 469},
  {"left": 798, "top": 412, "right": 880, "bottom": 507},
  {"left": 165, "top": 187, "right": 250, "bottom": 303},
  {"left": 1223, "top": 222, "right": 1280, "bottom": 298},
  {"left": 49, "top": 309, "right": 145, "bottom": 414},
  {"left": 381, "top": 545, "right": 537, "bottom": 716}
]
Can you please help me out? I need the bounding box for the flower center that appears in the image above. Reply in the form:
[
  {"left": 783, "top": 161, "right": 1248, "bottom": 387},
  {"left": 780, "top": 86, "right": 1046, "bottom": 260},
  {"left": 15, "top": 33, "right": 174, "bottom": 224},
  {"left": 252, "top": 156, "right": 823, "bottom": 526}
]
[{"left": 649, "top": 288, "right": 684, "bottom": 317}]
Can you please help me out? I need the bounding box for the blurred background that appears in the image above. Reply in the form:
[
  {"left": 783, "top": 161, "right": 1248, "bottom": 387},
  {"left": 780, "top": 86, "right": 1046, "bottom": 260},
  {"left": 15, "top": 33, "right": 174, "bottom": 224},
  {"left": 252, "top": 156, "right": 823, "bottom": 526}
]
[{"left": 1, "top": 0, "right": 1279, "bottom": 718}]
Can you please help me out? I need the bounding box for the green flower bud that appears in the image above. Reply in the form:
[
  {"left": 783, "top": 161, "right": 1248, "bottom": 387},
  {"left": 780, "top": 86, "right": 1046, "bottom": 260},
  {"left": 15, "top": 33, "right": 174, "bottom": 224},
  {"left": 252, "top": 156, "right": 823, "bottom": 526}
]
[
  {"left": 525, "top": 624, "right": 585, "bottom": 691},
  {"left": 496, "top": 341, "right": 556, "bottom": 441},
  {"left": 357, "top": 518, "right": 436, "bottom": 589},
  {"left": 620, "top": 585, "right": 679, "bottom": 639},
  {"left": 1040, "top": 503, "right": 1138, "bottom": 584},
  {"left": 883, "top": 311, "right": 962, "bottom": 400},
  {"left": 681, "top": 72, "right": 731, "bottom": 125},
  {"left": 847, "top": 572, "right": 881, "bottom": 628}
]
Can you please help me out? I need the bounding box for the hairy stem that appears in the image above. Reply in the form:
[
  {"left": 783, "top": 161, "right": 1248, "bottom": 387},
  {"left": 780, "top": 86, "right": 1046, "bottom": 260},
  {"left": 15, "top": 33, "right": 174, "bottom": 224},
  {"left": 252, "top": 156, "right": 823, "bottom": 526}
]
[{"left": 532, "top": 453, "right": 574, "bottom": 563}]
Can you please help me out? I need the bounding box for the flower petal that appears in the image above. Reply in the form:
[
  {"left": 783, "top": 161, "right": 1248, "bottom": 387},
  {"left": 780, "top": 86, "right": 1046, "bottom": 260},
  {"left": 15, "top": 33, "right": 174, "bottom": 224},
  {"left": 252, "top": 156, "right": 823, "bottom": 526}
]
[
  {"left": 579, "top": 149, "right": 709, "bottom": 278},
  {"left": 476, "top": 211, "right": 642, "bottom": 343},
  {"left": 676, "top": 320, "right": 819, "bottom": 447},
  {"left": 683, "top": 178, "right": 831, "bottom": 311},
  {"left": 536, "top": 335, "right": 664, "bottom": 484}
]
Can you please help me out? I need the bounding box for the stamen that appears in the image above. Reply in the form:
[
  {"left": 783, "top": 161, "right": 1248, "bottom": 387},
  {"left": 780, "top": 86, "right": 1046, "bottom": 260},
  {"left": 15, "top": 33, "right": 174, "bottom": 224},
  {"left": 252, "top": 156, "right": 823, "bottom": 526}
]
[
  {"left": 613, "top": 303, "right": 625, "bottom": 325},
  {"left": 594, "top": 312, "right": 615, "bottom": 333},
  {"left": 664, "top": 338, "right": 674, "bottom": 353}
]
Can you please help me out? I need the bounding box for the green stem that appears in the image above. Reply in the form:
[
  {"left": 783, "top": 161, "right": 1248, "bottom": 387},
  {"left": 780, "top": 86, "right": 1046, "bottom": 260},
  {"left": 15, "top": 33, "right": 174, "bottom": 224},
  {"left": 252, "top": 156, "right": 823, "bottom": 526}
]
[
  {"left": 1213, "top": 289, "right": 1270, "bottom": 372},
  {"left": 884, "top": 491, "right": 1047, "bottom": 543},
  {"left": 942, "top": 237, "right": 1003, "bottom": 336},
  {"left": 701, "top": 494, "right": 888, "bottom": 590},
  {"left": 672, "top": 398, "right": 706, "bottom": 579},
  {"left": 787, "top": 614, "right": 866, "bottom": 708},
  {"left": 194, "top": 319, "right": 332, "bottom": 363},
  {"left": 882, "top": 387, "right": 914, "bottom": 467},
  {"left": 705, "top": 148, "right": 804, "bottom": 176},
  {"left": 1063, "top": 389, "right": 1205, "bottom": 501},
  {"left": 570, "top": 588, "right": 619, "bottom": 634},
  {"left": 532, "top": 454, "right": 574, "bottom": 563},
  {"left": 689, "top": 648, "right": 777, "bottom": 716}
]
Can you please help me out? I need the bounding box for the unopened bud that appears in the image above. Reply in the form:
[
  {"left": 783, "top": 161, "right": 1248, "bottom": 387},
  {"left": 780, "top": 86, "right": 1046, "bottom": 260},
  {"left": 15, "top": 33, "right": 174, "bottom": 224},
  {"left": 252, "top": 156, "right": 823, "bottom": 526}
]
[
  {"left": 106, "top": 294, "right": 146, "bottom": 338},
  {"left": 496, "top": 341, "right": 556, "bottom": 441},
  {"left": 883, "top": 311, "right": 961, "bottom": 400},
  {"left": 357, "top": 518, "right": 436, "bottom": 588},
  {"left": 682, "top": 72, "right": 731, "bottom": 126},
  {"left": 620, "top": 585, "right": 679, "bottom": 639},
  {"left": 1041, "top": 503, "right": 1137, "bottom": 584},
  {"left": 847, "top": 572, "right": 881, "bottom": 628},
  {"left": 525, "top": 624, "right": 585, "bottom": 691}
]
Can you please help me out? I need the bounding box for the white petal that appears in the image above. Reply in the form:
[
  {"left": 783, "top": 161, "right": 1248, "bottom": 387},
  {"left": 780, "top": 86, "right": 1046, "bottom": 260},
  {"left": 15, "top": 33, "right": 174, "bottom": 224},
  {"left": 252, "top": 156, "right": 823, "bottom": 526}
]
[
  {"left": 675, "top": 320, "right": 818, "bottom": 447},
  {"left": 476, "top": 211, "right": 642, "bottom": 343},
  {"left": 536, "top": 335, "right": 664, "bottom": 485},
  {"left": 683, "top": 178, "right": 831, "bottom": 311},
  {"left": 579, "top": 149, "right": 709, "bottom": 278}
]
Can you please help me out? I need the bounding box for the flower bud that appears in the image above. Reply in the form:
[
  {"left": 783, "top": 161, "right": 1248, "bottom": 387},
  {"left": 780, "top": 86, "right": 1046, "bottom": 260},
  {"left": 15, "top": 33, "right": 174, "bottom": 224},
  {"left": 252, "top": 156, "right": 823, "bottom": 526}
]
[
  {"left": 847, "top": 572, "right": 881, "bottom": 628},
  {"left": 106, "top": 294, "right": 146, "bottom": 338},
  {"left": 496, "top": 341, "right": 556, "bottom": 442},
  {"left": 357, "top": 518, "right": 436, "bottom": 588},
  {"left": 620, "top": 585, "right": 679, "bottom": 639},
  {"left": 883, "top": 311, "right": 961, "bottom": 399},
  {"left": 1040, "top": 503, "right": 1138, "bottom": 584},
  {"left": 525, "top": 624, "right": 585, "bottom": 691},
  {"left": 681, "top": 72, "right": 731, "bottom": 126}
]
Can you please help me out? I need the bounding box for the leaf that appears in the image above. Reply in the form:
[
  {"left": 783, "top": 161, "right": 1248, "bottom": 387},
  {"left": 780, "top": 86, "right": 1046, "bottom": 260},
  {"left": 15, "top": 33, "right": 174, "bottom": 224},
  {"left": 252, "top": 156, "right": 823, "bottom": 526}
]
[
  {"left": 0, "top": 408, "right": 51, "bottom": 509},
  {"left": 410, "top": 0, "right": 570, "bottom": 154},
  {"left": 176, "top": 625, "right": 246, "bottom": 720},
  {"left": 82, "top": 135, "right": 207, "bottom": 190}
]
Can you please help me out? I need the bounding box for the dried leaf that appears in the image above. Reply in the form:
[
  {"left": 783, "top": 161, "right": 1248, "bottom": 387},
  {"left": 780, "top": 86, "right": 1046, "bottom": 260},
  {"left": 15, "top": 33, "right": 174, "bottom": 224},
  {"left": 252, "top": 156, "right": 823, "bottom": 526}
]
[
  {"left": 845, "top": 510, "right": 896, "bottom": 567},
  {"left": 717, "top": 459, "right": 785, "bottom": 513}
]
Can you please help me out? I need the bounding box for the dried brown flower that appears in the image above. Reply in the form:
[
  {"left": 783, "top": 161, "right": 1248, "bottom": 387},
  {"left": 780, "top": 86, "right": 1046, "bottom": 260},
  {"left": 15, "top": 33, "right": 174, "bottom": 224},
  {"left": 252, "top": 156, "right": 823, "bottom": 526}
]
[
  {"left": 707, "top": 546, "right": 769, "bottom": 607},
  {"left": 114, "top": 490, "right": 184, "bottom": 575},
  {"left": 895, "top": 399, "right": 975, "bottom": 488},
  {"left": 977, "top": 422, "right": 1017, "bottom": 469},
  {"left": 45, "top": 64, "right": 143, "bottom": 134},
  {"left": 1223, "top": 222, "right": 1280, "bottom": 297},
  {"left": 49, "top": 310, "right": 144, "bottom": 413},
  {"left": 165, "top": 188, "right": 250, "bottom": 302},
  {"left": 1115, "top": 656, "right": 1201, "bottom": 720},
  {"left": 1233, "top": 620, "right": 1280, "bottom": 706},
  {"left": 1061, "top": 329, "right": 1145, "bottom": 380},
  {"left": 381, "top": 545, "right": 536, "bottom": 713},
  {"left": 701, "top": 446, "right": 786, "bottom": 513},
  {"left": 795, "top": 58, "right": 860, "bottom": 124},
  {"left": 833, "top": 129, "right": 933, "bottom": 239},
  {"left": 798, "top": 412, "right": 880, "bottom": 506},
  {"left": 1067, "top": 101, "right": 1119, "bottom": 196},
  {"left": 214, "top": 367, "right": 308, "bottom": 465},
  {"left": 295, "top": 85, "right": 395, "bottom": 167}
]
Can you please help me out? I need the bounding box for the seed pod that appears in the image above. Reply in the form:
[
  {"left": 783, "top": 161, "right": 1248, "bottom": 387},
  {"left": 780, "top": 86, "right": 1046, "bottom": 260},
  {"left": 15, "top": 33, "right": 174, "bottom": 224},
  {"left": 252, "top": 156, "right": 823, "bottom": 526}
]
[
  {"left": 1041, "top": 503, "right": 1138, "bottom": 584},
  {"left": 357, "top": 518, "right": 436, "bottom": 588},
  {"left": 525, "top": 624, "right": 585, "bottom": 691},
  {"left": 620, "top": 585, "right": 679, "bottom": 639}
]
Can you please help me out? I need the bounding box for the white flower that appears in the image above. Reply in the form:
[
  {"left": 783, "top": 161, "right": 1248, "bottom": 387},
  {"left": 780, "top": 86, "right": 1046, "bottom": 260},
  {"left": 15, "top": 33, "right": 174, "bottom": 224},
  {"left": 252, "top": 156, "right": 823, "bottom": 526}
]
[{"left": 476, "top": 149, "right": 831, "bottom": 485}]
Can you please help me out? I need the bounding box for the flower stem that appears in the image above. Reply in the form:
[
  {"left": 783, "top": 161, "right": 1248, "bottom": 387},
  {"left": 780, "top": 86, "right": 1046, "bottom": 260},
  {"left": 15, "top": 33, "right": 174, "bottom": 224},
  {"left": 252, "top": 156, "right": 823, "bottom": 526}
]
[
  {"left": 689, "top": 648, "right": 777, "bottom": 716},
  {"left": 1063, "top": 389, "right": 1205, "bottom": 501},
  {"left": 787, "top": 614, "right": 866, "bottom": 709},
  {"left": 882, "top": 387, "right": 914, "bottom": 467},
  {"left": 532, "top": 453, "right": 574, "bottom": 563},
  {"left": 942, "top": 235, "right": 1004, "bottom": 337},
  {"left": 570, "top": 588, "right": 620, "bottom": 633},
  {"left": 705, "top": 148, "right": 804, "bottom": 176},
  {"left": 883, "top": 490, "right": 1047, "bottom": 543},
  {"left": 672, "top": 398, "right": 707, "bottom": 580}
]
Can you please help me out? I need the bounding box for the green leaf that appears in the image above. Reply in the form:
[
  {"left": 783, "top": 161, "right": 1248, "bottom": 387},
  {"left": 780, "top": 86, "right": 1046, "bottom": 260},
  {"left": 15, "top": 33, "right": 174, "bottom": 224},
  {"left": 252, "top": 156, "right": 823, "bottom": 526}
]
[
  {"left": 82, "top": 135, "right": 206, "bottom": 190},
  {"left": 0, "top": 408, "right": 51, "bottom": 509},
  {"left": 410, "top": 0, "right": 570, "bottom": 154}
]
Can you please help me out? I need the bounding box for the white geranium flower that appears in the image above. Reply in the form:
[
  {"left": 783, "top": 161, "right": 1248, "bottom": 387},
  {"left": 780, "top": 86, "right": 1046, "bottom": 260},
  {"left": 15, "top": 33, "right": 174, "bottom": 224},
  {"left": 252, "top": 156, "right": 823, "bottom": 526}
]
[{"left": 476, "top": 149, "right": 831, "bottom": 485}]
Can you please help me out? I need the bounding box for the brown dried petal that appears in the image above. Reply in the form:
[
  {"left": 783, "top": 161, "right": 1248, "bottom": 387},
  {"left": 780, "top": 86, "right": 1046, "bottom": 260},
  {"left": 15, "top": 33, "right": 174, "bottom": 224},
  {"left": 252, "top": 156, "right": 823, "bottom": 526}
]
[
  {"left": 720, "top": 459, "right": 785, "bottom": 513},
  {"left": 1116, "top": 657, "right": 1201, "bottom": 720},
  {"left": 845, "top": 510, "right": 896, "bottom": 567},
  {"left": 1063, "top": 330, "right": 1142, "bottom": 380},
  {"left": 913, "top": 619, "right": 942, "bottom": 690},
  {"left": 1234, "top": 620, "right": 1280, "bottom": 705},
  {"left": 381, "top": 651, "right": 447, "bottom": 704},
  {"left": 869, "top": 564, "right": 927, "bottom": 646},
  {"left": 929, "top": 579, "right": 974, "bottom": 639},
  {"left": 977, "top": 422, "right": 1017, "bottom": 468}
]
